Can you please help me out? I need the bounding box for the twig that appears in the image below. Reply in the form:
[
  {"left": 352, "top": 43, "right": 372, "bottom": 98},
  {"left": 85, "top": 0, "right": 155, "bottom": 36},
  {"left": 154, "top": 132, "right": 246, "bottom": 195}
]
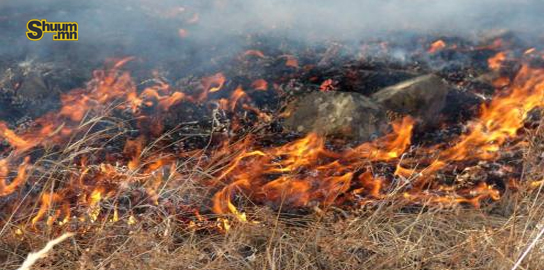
[
  {"left": 17, "top": 232, "right": 75, "bottom": 270},
  {"left": 511, "top": 221, "right": 544, "bottom": 270}
]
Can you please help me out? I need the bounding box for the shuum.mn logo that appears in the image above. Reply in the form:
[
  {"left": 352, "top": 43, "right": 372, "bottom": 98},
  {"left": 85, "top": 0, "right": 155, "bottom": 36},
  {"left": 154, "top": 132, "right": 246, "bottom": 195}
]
[{"left": 26, "top": 19, "right": 78, "bottom": 41}]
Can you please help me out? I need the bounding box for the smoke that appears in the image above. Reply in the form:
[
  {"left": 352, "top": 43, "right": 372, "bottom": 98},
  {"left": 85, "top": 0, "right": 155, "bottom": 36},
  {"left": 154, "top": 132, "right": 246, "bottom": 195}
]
[
  {"left": 0, "top": 0, "right": 542, "bottom": 69},
  {"left": 196, "top": 0, "right": 543, "bottom": 40}
]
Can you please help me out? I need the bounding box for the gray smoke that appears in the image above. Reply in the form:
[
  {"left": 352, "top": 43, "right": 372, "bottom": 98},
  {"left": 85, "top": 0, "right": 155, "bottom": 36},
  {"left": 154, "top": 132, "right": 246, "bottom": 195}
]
[
  {"left": 194, "top": 0, "right": 543, "bottom": 40},
  {"left": 0, "top": 0, "right": 542, "bottom": 69}
]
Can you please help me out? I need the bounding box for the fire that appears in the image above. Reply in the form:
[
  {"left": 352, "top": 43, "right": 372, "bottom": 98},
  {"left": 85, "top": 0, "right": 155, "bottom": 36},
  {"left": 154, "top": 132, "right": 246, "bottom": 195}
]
[
  {"left": 397, "top": 63, "right": 544, "bottom": 191},
  {"left": 348, "top": 116, "right": 415, "bottom": 161},
  {"left": 283, "top": 55, "right": 299, "bottom": 68},
  {"left": 242, "top": 50, "right": 265, "bottom": 58},
  {"left": 0, "top": 57, "right": 139, "bottom": 153},
  {"left": 354, "top": 171, "right": 384, "bottom": 199},
  {"left": 320, "top": 79, "right": 335, "bottom": 92},
  {"left": 0, "top": 157, "right": 30, "bottom": 196},
  {"left": 0, "top": 58, "right": 193, "bottom": 229},
  {"left": 211, "top": 117, "right": 414, "bottom": 216},
  {"left": 200, "top": 72, "right": 227, "bottom": 101},
  {"left": 211, "top": 61, "right": 544, "bottom": 217},
  {"left": 251, "top": 79, "right": 268, "bottom": 91},
  {"left": 402, "top": 182, "right": 500, "bottom": 208},
  {"left": 88, "top": 188, "right": 104, "bottom": 222},
  {"left": 428, "top": 40, "right": 446, "bottom": 53},
  {"left": 177, "top": 28, "right": 188, "bottom": 38},
  {"left": 0, "top": 123, "right": 37, "bottom": 153},
  {"left": 488, "top": 51, "right": 506, "bottom": 70},
  {"left": 1, "top": 44, "right": 544, "bottom": 235},
  {"left": 439, "top": 65, "right": 542, "bottom": 159},
  {"left": 124, "top": 136, "right": 145, "bottom": 170},
  {"left": 229, "top": 85, "right": 247, "bottom": 111},
  {"left": 31, "top": 193, "right": 69, "bottom": 227},
  {"left": 217, "top": 85, "right": 250, "bottom": 112}
]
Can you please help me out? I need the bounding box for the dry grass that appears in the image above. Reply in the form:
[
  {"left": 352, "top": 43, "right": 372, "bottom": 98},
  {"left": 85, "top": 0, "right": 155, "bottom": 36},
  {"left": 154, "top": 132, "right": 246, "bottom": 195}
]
[{"left": 2, "top": 185, "right": 544, "bottom": 270}]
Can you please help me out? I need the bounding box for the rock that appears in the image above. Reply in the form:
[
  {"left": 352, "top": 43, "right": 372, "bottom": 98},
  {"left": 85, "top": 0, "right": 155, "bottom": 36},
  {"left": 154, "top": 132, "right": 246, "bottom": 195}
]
[
  {"left": 283, "top": 91, "right": 389, "bottom": 141},
  {"left": 17, "top": 72, "right": 50, "bottom": 100},
  {"left": 370, "top": 74, "right": 449, "bottom": 125}
]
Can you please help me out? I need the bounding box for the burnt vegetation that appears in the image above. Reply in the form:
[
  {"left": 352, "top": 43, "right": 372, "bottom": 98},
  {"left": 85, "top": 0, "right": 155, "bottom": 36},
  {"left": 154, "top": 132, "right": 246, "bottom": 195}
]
[{"left": 1, "top": 1, "right": 544, "bottom": 270}]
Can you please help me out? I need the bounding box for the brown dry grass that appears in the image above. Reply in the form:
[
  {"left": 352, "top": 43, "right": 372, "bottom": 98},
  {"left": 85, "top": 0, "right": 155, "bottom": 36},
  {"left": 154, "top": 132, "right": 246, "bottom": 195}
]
[{"left": 2, "top": 184, "right": 544, "bottom": 269}]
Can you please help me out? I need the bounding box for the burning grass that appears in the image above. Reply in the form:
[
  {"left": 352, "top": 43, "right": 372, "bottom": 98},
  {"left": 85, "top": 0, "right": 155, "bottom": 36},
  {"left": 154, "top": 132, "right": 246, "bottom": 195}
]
[{"left": 1, "top": 35, "right": 544, "bottom": 269}]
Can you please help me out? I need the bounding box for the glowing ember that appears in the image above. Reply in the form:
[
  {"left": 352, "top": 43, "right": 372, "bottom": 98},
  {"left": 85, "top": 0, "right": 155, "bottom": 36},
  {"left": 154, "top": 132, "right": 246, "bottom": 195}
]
[
  {"left": 243, "top": 50, "right": 266, "bottom": 58},
  {"left": 251, "top": 79, "right": 268, "bottom": 91},
  {"left": 177, "top": 28, "right": 189, "bottom": 38},
  {"left": 319, "top": 79, "right": 335, "bottom": 91},
  {"left": 283, "top": 55, "right": 299, "bottom": 68},
  {"left": 488, "top": 51, "right": 507, "bottom": 70},
  {"left": 428, "top": 40, "right": 446, "bottom": 53}
]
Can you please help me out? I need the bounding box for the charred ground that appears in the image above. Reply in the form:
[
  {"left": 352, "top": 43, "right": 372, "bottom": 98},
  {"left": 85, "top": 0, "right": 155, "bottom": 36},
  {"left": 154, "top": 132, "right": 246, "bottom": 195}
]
[{"left": 1, "top": 2, "right": 544, "bottom": 270}]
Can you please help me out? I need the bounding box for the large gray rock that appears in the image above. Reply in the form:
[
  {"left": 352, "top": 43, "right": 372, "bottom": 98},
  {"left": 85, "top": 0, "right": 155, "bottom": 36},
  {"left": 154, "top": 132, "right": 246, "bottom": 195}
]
[
  {"left": 371, "top": 74, "right": 449, "bottom": 124},
  {"left": 283, "top": 91, "right": 388, "bottom": 141}
]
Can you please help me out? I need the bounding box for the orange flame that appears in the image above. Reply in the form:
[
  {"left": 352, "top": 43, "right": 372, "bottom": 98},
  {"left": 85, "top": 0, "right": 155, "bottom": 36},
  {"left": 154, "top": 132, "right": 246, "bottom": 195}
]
[
  {"left": 212, "top": 117, "right": 414, "bottom": 217},
  {"left": 283, "top": 55, "right": 299, "bottom": 68},
  {"left": 407, "top": 64, "right": 544, "bottom": 187},
  {"left": 319, "top": 79, "right": 335, "bottom": 92},
  {"left": 0, "top": 157, "right": 30, "bottom": 196},
  {"left": 229, "top": 85, "right": 247, "bottom": 111},
  {"left": 202, "top": 72, "right": 226, "bottom": 93},
  {"left": 251, "top": 79, "right": 268, "bottom": 91},
  {"left": 488, "top": 52, "right": 506, "bottom": 70},
  {"left": 428, "top": 40, "right": 446, "bottom": 53},
  {"left": 243, "top": 50, "right": 265, "bottom": 59}
]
